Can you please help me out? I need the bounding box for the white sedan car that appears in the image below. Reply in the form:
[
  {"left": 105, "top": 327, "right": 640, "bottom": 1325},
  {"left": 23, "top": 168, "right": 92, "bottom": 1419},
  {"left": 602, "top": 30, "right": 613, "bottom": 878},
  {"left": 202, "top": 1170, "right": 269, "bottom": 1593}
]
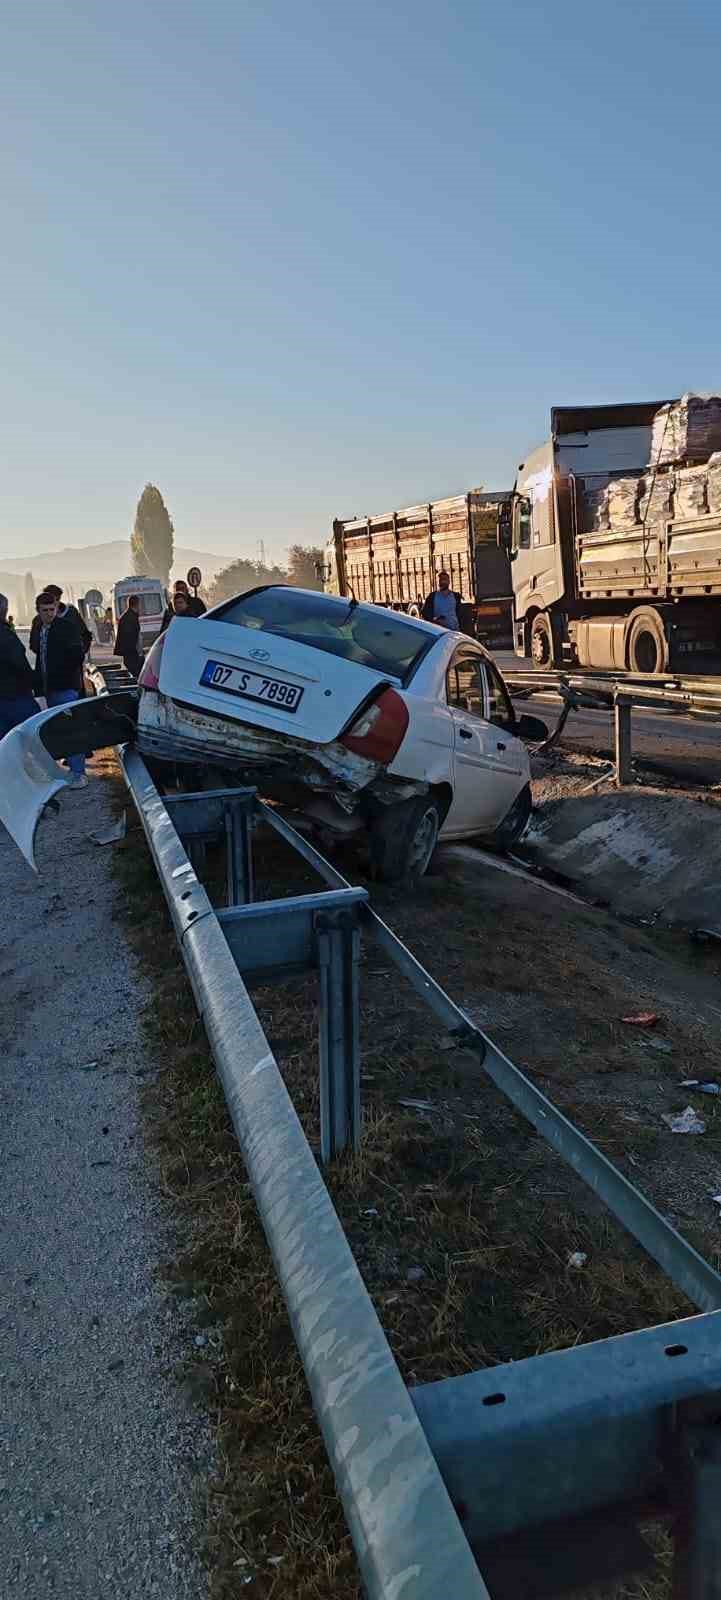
[{"left": 0, "top": 586, "right": 545, "bottom": 879}]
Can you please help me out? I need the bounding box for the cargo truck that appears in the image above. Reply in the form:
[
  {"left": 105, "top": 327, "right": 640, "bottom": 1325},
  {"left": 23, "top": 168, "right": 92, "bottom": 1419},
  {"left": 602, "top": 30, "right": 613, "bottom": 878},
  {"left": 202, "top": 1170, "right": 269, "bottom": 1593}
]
[
  {"left": 500, "top": 397, "right": 721, "bottom": 674},
  {"left": 323, "top": 490, "right": 513, "bottom": 647}
]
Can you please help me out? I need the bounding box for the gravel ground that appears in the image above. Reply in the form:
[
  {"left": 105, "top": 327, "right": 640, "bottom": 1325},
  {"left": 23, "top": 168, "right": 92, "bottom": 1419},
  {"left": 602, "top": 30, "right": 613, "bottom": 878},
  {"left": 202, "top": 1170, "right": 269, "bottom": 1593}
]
[{"left": 0, "top": 763, "right": 212, "bottom": 1597}]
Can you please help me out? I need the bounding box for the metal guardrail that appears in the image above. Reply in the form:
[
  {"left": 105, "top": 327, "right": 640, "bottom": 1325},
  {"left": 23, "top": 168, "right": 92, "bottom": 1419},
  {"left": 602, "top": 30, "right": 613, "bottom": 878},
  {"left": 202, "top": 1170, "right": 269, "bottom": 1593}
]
[
  {"left": 120, "top": 746, "right": 721, "bottom": 1597},
  {"left": 504, "top": 668, "right": 721, "bottom": 784}
]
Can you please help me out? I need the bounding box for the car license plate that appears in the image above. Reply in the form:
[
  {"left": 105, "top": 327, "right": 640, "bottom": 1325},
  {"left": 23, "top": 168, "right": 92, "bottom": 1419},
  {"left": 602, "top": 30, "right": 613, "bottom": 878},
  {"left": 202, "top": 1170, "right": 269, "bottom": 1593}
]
[{"left": 200, "top": 659, "right": 304, "bottom": 712}]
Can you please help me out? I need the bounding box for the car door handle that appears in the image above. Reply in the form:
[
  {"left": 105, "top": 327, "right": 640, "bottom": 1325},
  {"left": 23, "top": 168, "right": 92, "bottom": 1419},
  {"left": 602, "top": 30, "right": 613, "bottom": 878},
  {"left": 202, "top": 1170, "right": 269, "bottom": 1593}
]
[{"left": 459, "top": 727, "right": 473, "bottom": 740}]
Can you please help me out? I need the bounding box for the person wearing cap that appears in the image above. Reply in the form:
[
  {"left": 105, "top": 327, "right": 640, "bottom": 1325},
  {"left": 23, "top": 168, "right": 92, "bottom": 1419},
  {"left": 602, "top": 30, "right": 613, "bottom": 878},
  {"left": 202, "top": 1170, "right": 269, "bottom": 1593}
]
[
  {"left": 31, "top": 591, "right": 88, "bottom": 786},
  {"left": 0, "top": 592, "right": 41, "bottom": 738},
  {"left": 422, "top": 571, "right": 462, "bottom": 629}
]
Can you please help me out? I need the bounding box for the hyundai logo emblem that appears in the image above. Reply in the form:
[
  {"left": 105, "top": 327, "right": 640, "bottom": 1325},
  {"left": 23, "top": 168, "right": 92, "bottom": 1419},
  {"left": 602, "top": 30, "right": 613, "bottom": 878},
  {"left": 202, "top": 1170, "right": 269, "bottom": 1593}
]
[{"left": 249, "top": 648, "right": 271, "bottom": 662}]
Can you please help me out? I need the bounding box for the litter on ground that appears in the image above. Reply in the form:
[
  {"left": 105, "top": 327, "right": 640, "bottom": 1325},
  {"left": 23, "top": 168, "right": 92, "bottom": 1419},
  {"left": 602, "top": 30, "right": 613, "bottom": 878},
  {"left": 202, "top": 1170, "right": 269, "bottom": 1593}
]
[{"left": 662, "top": 1106, "right": 707, "bottom": 1135}]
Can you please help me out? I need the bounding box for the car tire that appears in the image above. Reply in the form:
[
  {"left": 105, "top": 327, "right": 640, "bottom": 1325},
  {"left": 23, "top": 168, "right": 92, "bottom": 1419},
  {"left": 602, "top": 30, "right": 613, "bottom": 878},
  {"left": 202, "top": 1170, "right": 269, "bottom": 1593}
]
[
  {"left": 483, "top": 782, "right": 532, "bottom": 852},
  {"left": 369, "top": 795, "right": 442, "bottom": 882}
]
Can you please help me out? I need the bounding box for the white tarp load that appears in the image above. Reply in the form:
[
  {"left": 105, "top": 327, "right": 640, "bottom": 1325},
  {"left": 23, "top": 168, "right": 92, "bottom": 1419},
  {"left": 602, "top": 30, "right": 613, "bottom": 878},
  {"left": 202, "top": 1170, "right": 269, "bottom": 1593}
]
[
  {"left": 651, "top": 394, "right": 721, "bottom": 466},
  {"left": 707, "top": 453, "right": 721, "bottom": 516},
  {"left": 675, "top": 464, "right": 708, "bottom": 519},
  {"left": 639, "top": 472, "right": 674, "bottom": 529},
  {"left": 602, "top": 474, "right": 641, "bottom": 528},
  {"left": 580, "top": 474, "right": 610, "bottom": 531}
]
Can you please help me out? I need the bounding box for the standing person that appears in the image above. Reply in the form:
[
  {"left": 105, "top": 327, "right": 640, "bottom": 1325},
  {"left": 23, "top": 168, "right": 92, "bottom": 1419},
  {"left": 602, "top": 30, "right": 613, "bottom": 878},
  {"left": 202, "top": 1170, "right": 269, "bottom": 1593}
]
[
  {"left": 0, "top": 592, "right": 40, "bottom": 738},
  {"left": 114, "top": 595, "right": 144, "bottom": 677},
  {"left": 159, "top": 588, "right": 191, "bottom": 634},
  {"left": 422, "top": 570, "right": 463, "bottom": 630},
  {"left": 32, "top": 592, "right": 87, "bottom": 787},
  {"left": 30, "top": 585, "right": 92, "bottom": 659},
  {"left": 161, "top": 580, "right": 206, "bottom": 631}
]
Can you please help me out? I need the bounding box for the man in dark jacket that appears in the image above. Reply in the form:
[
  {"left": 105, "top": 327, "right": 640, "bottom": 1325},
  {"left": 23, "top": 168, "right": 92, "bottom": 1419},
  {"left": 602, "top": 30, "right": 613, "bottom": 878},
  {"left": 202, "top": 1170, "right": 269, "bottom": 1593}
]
[
  {"left": 0, "top": 592, "right": 40, "bottom": 738},
  {"left": 160, "top": 580, "right": 206, "bottom": 632},
  {"left": 114, "top": 595, "right": 144, "bottom": 677},
  {"left": 29, "top": 584, "right": 92, "bottom": 660},
  {"left": 422, "top": 571, "right": 463, "bottom": 630},
  {"left": 32, "top": 591, "right": 87, "bottom": 785}
]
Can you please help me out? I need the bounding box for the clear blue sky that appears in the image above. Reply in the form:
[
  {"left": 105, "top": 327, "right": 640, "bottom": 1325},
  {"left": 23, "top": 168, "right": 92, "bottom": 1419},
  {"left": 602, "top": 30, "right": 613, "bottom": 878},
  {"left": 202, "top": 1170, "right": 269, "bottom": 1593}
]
[{"left": 1, "top": 0, "right": 720, "bottom": 566}]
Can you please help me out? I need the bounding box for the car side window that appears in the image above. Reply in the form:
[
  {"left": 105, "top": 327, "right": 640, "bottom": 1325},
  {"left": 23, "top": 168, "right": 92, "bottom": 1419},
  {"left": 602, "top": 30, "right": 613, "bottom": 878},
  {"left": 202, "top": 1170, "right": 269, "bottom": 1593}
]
[
  {"left": 482, "top": 661, "right": 516, "bottom": 732},
  {"left": 446, "top": 652, "right": 485, "bottom": 717}
]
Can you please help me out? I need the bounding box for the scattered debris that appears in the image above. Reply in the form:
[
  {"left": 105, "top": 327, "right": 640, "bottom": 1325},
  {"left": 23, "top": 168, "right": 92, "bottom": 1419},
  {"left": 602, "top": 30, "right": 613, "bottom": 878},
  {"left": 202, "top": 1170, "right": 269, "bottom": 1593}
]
[
  {"left": 406, "top": 1266, "right": 425, "bottom": 1283},
  {"left": 640, "top": 1036, "right": 672, "bottom": 1054},
  {"left": 194, "top": 1334, "right": 208, "bottom": 1348},
  {"left": 662, "top": 1106, "right": 706, "bottom": 1135},
  {"left": 622, "top": 1013, "right": 659, "bottom": 1028},
  {"left": 681, "top": 1080, "right": 720, "bottom": 1095},
  {"left": 398, "top": 1098, "right": 434, "bottom": 1112},
  {"left": 89, "top": 811, "right": 127, "bottom": 846},
  {"left": 361, "top": 1208, "right": 379, "bottom": 1218},
  {"left": 711, "top": 1194, "right": 721, "bottom": 1214},
  {"left": 79, "top": 1060, "right": 99, "bottom": 1073},
  {"left": 568, "top": 1251, "right": 588, "bottom": 1269}
]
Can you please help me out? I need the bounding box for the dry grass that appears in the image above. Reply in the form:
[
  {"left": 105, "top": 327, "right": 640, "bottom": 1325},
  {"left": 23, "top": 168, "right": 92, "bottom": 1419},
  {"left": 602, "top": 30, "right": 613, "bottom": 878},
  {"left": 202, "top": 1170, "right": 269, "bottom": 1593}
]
[{"left": 101, "top": 755, "right": 720, "bottom": 1599}]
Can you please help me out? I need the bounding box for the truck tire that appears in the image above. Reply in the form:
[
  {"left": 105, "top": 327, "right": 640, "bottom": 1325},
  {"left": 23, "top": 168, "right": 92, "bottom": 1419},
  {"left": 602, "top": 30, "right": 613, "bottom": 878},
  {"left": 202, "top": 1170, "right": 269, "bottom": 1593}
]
[
  {"left": 626, "top": 608, "right": 669, "bottom": 675},
  {"left": 368, "top": 795, "right": 442, "bottom": 882},
  {"left": 530, "top": 613, "right": 554, "bottom": 668}
]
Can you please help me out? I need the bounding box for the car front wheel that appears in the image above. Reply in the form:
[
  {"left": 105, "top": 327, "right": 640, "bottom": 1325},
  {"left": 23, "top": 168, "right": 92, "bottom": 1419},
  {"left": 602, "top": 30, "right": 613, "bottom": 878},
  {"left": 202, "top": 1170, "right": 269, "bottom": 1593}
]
[
  {"left": 483, "top": 782, "right": 532, "bottom": 852},
  {"left": 368, "top": 795, "right": 442, "bottom": 882}
]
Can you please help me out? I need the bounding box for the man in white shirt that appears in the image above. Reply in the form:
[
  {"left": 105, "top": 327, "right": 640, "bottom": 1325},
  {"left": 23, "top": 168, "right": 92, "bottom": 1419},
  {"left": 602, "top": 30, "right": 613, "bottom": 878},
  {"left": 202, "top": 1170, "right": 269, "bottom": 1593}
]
[{"left": 422, "top": 571, "right": 462, "bottom": 629}]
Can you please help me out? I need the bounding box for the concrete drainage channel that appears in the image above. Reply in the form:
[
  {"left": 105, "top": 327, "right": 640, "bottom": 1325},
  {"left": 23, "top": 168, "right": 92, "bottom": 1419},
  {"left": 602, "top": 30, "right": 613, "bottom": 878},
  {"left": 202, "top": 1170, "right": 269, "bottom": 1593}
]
[{"left": 121, "top": 746, "right": 721, "bottom": 1600}]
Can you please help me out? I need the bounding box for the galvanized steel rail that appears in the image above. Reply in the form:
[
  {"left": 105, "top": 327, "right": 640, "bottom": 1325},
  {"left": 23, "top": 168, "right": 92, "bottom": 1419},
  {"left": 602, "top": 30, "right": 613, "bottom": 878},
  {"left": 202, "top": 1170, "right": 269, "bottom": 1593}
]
[{"left": 119, "top": 744, "right": 721, "bottom": 1596}]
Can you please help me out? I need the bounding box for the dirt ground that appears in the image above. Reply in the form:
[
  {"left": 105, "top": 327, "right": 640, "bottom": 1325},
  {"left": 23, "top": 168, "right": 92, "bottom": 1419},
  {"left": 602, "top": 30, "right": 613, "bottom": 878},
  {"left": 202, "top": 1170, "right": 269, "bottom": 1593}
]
[{"left": 108, "top": 754, "right": 721, "bottom": 1599}]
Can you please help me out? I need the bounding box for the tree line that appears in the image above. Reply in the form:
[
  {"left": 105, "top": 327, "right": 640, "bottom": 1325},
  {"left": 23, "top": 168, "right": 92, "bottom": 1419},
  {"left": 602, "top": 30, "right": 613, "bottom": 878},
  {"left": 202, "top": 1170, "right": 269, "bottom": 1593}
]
[{"left": 131, "top": 483, "right": 323, "bottom": 601}]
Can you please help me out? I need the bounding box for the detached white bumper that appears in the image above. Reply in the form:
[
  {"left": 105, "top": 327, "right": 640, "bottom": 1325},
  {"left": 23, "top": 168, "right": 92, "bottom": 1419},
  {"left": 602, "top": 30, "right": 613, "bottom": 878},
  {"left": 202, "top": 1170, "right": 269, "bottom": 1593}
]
[{"left": 0, "top": 707, "right": 74, "bottom": 869}]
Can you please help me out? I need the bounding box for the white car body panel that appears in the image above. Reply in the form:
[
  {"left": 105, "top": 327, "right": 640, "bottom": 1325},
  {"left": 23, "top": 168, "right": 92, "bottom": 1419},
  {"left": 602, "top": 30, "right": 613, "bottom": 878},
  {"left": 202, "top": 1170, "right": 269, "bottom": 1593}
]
[
  {"left": 0, "top": 706, "right": 73, "bottom": 869},
  {"left": 158, "top": 615, "right": 393, "bottom": 747},
  {"left": 0, "top": 589, "right": 533, "bottom": 873}
]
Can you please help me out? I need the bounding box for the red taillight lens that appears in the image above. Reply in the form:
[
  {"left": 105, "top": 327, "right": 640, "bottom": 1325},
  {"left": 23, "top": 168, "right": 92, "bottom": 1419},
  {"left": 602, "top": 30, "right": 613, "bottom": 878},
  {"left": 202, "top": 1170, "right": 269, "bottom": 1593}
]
[
  {"left": 340, "top": 687, "right": 409, "bottom": 764},
  {"left": 138, "top": 633, "right": 166, "bottom": 690}
]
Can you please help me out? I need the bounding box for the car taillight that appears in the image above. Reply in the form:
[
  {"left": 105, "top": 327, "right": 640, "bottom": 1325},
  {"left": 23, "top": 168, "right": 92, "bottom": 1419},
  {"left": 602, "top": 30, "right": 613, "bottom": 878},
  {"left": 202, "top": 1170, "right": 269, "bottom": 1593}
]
[
  {"left": 137, "top": 633, "right": 166, "bottom": 690},
  {"left": 340, "top": 687, "right": 409, "bottom": 764}
]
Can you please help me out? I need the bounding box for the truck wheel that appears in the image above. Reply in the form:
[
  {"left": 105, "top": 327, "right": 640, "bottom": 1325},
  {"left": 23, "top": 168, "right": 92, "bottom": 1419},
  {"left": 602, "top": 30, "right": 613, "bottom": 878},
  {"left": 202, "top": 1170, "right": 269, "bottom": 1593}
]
[
  {"left": 368, "top": 795, "right": 442, "bottom": 882},
  {"left": 626, "top": 608, "right": 669, "bottom": 675},
  {"left": 530, "top": 613, "right": 554, "bottom": 668}
]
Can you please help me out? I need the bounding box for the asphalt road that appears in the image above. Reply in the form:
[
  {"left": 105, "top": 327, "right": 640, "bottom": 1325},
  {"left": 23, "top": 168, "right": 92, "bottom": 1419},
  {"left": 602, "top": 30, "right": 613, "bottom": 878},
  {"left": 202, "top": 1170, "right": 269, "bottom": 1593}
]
[
  {"left": 492, "top": 650, "right": 721, "bottom": 786},
  {"left": 1, "top": 770, "right": 212, "bottom": 1597}
]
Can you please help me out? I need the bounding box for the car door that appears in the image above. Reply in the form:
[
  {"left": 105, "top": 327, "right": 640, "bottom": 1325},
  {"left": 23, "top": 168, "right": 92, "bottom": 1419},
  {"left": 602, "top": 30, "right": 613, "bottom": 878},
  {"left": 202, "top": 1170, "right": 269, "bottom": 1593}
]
[
  {"left": 478, "top": 657, "right": 528, "bottom": 810},
  {"left": 443, "top": 648, "right": 513, "bottom": 835}
]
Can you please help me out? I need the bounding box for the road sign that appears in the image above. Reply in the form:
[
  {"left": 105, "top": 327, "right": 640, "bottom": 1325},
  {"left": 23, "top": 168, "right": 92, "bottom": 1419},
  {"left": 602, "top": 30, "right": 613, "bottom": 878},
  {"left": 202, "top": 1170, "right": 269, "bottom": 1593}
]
[
  {"left": 187, "top": 566, "right": 202, "bottom": 591},
  {"left": 84, "top": 588, "right": 103, "bottom": 607}
]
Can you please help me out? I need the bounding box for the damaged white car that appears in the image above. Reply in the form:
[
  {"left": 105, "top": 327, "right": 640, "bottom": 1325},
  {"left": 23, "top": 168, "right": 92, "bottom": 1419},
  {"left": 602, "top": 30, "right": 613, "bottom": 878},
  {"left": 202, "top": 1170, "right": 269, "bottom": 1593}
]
[{"left": 0, "top": 586, "right": 545, "bottom": 879}]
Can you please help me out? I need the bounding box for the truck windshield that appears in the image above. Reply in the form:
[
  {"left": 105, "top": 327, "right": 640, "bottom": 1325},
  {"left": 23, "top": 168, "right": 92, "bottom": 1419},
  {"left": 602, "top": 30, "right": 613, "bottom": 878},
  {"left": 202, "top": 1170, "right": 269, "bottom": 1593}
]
[{"left": 213, "top": 587, "right": 431, "bottom": 679}]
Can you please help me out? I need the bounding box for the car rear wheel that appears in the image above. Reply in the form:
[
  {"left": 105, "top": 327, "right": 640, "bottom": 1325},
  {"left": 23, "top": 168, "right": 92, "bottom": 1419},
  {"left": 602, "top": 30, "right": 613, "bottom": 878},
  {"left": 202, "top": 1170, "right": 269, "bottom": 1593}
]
[
  {"left": 483, "top": 782, "right": 532, "bottom": 852},
  {"left": 369, "top": 795, "right": 442, "bottom": 882}
]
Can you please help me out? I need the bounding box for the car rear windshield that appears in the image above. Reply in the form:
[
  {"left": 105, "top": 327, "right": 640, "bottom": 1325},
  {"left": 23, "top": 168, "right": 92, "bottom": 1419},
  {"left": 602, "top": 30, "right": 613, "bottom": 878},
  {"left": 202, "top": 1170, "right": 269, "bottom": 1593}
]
[{"left": 213, "top": 588, "right": 431, "bottom": 680}]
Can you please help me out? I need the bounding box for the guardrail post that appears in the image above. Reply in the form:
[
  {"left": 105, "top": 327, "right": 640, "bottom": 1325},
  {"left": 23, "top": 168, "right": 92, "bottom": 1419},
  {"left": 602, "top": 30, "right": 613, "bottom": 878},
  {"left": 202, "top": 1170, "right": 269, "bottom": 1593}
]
[
  {"left": 614, "top": 696, "right": 633, "bottom": 786},
  {"left": 225, "top": 798, "right": 254, "bottom": 905},
  {"left": 316, "top": 912, "right": 361, "bottom": 1162},
  {"left": 673, "top": 1422, "right": 721, "bottom": 1600}
]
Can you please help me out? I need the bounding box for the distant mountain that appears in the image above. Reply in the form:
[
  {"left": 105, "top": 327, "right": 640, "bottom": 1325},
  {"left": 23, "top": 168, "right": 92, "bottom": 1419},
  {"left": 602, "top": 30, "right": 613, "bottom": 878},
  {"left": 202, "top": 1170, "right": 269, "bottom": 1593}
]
[{"left": 0, "top": 540, "right": 236, "bottom": 594}]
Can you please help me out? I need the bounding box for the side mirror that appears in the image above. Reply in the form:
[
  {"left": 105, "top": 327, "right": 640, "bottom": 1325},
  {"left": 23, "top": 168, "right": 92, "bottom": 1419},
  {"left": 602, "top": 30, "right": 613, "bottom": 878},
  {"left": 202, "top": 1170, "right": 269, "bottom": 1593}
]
[
  {"left": 497, "top": 507, "right": 513, "bottom": 552},
  {"left": 515, "top": 713, "right": 549, "bottom": 742}
]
